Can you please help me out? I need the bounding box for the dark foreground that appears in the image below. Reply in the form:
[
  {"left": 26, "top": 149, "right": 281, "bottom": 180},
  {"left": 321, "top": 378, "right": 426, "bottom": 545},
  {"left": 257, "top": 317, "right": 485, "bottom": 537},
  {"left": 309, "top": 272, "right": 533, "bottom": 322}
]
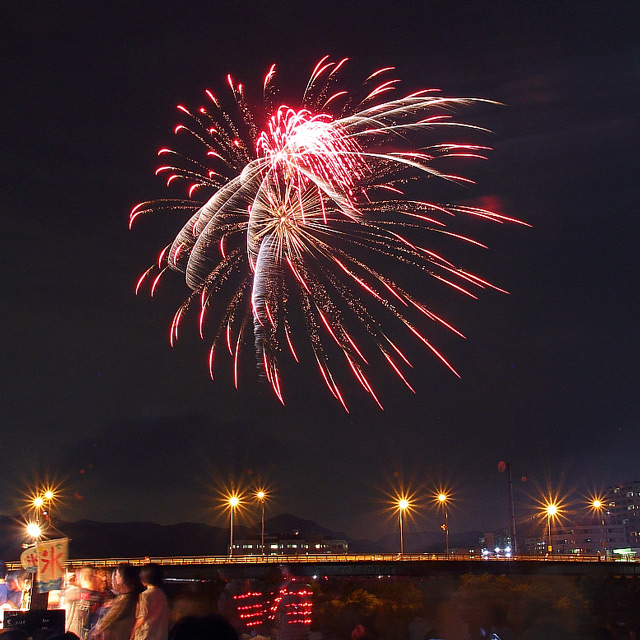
[{"left": 162, "top": 570, "right": 640, "bottom": 640}]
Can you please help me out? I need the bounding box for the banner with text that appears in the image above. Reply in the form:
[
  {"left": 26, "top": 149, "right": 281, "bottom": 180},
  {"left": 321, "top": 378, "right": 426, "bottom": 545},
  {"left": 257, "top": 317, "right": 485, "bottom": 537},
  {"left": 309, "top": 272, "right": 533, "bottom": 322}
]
[
  {"left": 20, "top": 546, "right": 38, "bottom": 572},
  {"left": 35, "top": 538, "right": 68, "bottom": 592}
]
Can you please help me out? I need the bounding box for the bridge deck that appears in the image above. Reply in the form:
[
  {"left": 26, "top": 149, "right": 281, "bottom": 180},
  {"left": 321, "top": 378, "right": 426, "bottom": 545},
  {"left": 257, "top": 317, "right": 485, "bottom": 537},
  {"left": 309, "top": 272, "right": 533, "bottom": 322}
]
[{"left": 8, "top": 553, "right": 640, "bottom": 578}]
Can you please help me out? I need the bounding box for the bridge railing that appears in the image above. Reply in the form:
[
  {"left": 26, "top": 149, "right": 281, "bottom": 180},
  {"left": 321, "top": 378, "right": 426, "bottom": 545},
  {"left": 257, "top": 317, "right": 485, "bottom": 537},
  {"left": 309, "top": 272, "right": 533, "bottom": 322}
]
[{"left": 5, "top": 551, "right": 622, "bottom": 571}]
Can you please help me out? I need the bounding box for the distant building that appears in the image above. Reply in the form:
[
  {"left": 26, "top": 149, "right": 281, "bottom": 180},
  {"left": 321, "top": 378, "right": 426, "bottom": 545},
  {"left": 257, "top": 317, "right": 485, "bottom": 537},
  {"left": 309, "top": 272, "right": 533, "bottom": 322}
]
[
  {"left": 521, "top": 519, "right": 626, "bottom": 556},
  {"left": 231, "top": 531, "right": 348, "bottom": 556},
  {"left": 550, "top": 521, "right": 626, "bottom": 554},
  {"left": 523, "top": 536, "right": 546, "bottom": 555},
  {"left": 606, "top": 481, "right": 640, "bottom": 547},
  {"left": 479, "top": 530, "right": 513, "bottom": 556}
]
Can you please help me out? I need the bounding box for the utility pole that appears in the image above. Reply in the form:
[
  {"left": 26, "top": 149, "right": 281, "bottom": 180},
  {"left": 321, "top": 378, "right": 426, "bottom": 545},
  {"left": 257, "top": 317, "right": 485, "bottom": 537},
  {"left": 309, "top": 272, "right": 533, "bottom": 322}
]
[
  {"left": 499, "top": 460, "right": 518, "bottom": 554},
  {"left": 507, "top": 461, "right": 517, "bottom": 554}
]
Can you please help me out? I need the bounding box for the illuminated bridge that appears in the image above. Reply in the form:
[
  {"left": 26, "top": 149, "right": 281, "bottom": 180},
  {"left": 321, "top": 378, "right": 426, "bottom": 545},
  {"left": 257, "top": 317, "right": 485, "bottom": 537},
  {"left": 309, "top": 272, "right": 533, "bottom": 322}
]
[{"left": 9, "top": 553, "right": 640, "bottom": 579}]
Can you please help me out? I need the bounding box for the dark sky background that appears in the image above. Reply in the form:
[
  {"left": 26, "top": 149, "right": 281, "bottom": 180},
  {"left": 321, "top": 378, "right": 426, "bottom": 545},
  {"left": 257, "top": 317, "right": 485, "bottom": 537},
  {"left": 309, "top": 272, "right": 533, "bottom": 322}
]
[{"left": 2, "top": 1, "right": 639, "bottom": 543}]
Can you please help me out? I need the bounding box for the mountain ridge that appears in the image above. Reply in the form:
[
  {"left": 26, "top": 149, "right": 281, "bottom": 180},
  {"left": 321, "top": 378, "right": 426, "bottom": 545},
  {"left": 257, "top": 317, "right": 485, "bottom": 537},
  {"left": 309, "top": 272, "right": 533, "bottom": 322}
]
[{"left": 0, "top": 513, "right": 483, "bottom": 562}]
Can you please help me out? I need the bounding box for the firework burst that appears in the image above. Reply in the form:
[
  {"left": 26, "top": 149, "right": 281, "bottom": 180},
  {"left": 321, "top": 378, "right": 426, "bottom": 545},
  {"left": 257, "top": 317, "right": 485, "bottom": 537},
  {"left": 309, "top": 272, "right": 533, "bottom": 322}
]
[{"left": 131, "top": 57, "right": 525, "bottom": 411}]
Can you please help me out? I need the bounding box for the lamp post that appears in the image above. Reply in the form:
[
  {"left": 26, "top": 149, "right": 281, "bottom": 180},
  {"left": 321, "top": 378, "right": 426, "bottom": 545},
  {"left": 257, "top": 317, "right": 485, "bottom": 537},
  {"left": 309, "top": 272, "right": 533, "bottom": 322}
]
[
  {"left": 32, "top": 488, "right": 56, "bottom": 528},
  {"left": 592, "top": 499, "right": 606, "bottom": 555},
  {"left": 256, "top": 490, "right": 266, "bottom": 556},
  {"left": 43, "top": 490, "right": 54, "bottom": 524},
  {"left": 32, "top": 497, "right": 44, "bottom": 526},
  {"left": 397, "top": 498, "right": 409, "bottom": 557},
  {"left": 22, "top": 523, "right": 42, "bottom": 611},
  {"left": 438, "top": 493, "right": 449, "bottom": 556},
  {"left": 545, "top": 503, "right": 558, "bottom": 554},
  {"left": 228, "top": 495, "right": 240, "bottom": 557}
]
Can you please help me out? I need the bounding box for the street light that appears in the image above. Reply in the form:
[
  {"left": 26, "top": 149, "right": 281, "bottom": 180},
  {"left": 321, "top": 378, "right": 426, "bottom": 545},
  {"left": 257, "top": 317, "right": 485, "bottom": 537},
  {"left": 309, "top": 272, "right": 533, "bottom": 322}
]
[
  {"left": 228, "top": 495, "right": 240, "bottom": 557},
  {"left": 256, "top": 490, "right": 267, "bottom": 556},
  {"left": 545, "top": 502, "right": 558, "bottom": 554},
  {"left": 438, "top": 493, "right": 449, "bottom": 556},
  {"left": 592, "top": 498, "right": 606, "bottom": 555},
  {"left": 397, "top": 497, "right": 409, "bottom": 557},
  {"left": 43, "top": 490, "right": 54, "bottom": 521},
  {"left": 31, "top": 488, "right": 57, "bottom": 526},
  {"left": 26, "top": 522, "right": 42, "bottom": 539},
  {"left": 32, "top": 496, "right": 45, "bottom": 530}
]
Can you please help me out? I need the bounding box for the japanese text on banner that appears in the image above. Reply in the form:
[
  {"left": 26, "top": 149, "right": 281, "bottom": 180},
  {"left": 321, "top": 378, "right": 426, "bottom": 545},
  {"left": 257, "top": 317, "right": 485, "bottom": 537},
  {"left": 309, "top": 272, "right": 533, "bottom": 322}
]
[{"left": 36, "top": 538, "right": 68, "bottom": 593}]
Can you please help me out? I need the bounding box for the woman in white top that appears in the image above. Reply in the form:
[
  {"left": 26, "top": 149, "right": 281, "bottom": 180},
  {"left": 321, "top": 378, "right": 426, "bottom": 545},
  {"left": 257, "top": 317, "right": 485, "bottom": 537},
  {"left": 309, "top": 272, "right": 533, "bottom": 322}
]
[{"left": 130, "top": 564, "right": 169, "bottom": 640}]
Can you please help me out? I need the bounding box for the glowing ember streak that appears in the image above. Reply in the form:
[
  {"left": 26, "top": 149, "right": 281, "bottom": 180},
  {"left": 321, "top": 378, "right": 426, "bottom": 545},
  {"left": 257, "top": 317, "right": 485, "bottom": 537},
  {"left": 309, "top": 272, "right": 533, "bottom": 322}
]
[
  {"left": 366, "top": 67, "right": 396, "bottom": 81},
  {"left": 344, "top": 332, "right": 368, "bottom": 364},
  {"left": 150, "top": 269, "right": 167, "bottom": 297},
  {"left": 383, "top": 351, "right": 415, "bottom": 393},
  {"left": 170, "top": 308, "right": 184, "bottom": 346},
  {"left": 285, "top": 328, "right": 299, "bottom": 363},
  {"left": 233, "top": 330, "right": 241, "bottom": 388},
  {"left": 430, "top": 274, "right": 479, "bottom": 299},
  {"left": 157, "top": 246, "right": 169, "bottom": 269},
  {"left": 208, "top": 346, "right": 215, "bottom": 379},
  {"left": 132, "top": 58, "right": 525, "bottom": 409},
  {"left": 346, "top": 356, "right": 382, "bottom": 409},
  {"left": 226, "top": 324, "right": 233, "bottom": 355},
  {"left": 333, "top": 257, "right": 383, "bottom": 302},
  {"left": 135, "top": 267, "right": 154, "bottom": 295},
  {"left": 385, "top": 337, "right": 413, "bottom": 366},
  {"left": 405, "top": 323, "right": 460, "bottom": 377}
]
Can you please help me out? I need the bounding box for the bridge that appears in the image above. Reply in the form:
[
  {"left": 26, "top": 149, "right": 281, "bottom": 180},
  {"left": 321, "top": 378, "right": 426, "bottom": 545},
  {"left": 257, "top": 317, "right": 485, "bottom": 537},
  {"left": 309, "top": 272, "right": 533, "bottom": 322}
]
[{"left": 8, "top": 553, "right": 640, "bottom": 579}]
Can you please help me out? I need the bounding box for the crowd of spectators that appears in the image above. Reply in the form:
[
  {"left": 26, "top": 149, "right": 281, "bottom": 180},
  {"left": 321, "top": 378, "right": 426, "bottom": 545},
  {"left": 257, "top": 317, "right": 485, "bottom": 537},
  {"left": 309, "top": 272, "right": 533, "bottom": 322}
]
[
  {"left": 0, "top": 564, "right": 171, "bottom": 640},
  {"left": 0, "top": 565, "right": 308, "bottom": 640}
]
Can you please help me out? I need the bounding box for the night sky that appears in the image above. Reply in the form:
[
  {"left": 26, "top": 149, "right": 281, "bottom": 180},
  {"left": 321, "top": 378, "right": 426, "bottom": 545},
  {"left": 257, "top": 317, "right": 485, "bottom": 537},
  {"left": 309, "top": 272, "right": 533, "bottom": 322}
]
[{"left": 2, "top": 2, "right": 639, "bottom": 542}]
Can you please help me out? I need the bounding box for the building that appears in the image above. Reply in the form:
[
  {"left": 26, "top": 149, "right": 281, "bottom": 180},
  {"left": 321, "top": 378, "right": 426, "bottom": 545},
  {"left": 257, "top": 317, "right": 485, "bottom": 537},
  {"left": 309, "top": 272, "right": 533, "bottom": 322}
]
[
  {"left": 606, "top": 481, "right": 640, "bottom": 547},
  {"left": 550, "top": 521, "right": 626, "bottom": 555},
  {"left": 523, "top": 536, "right": 548, "bottom": 556},
  {"left": 521, "top": 518, "right": 627, "bottom": 556},
  {"left": 231, "top": 531, "right": 348, "bottom": 556},
  {"left": 479, "top": 531, "right": 513, "bottom": 556}
]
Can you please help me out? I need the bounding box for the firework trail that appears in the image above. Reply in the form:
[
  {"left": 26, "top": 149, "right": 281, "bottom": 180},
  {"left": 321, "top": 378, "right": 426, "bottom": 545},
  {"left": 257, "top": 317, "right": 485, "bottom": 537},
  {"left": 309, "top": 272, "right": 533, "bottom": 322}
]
[{"left": 131, "top": 57, "right": 525, "bottom": 411}]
